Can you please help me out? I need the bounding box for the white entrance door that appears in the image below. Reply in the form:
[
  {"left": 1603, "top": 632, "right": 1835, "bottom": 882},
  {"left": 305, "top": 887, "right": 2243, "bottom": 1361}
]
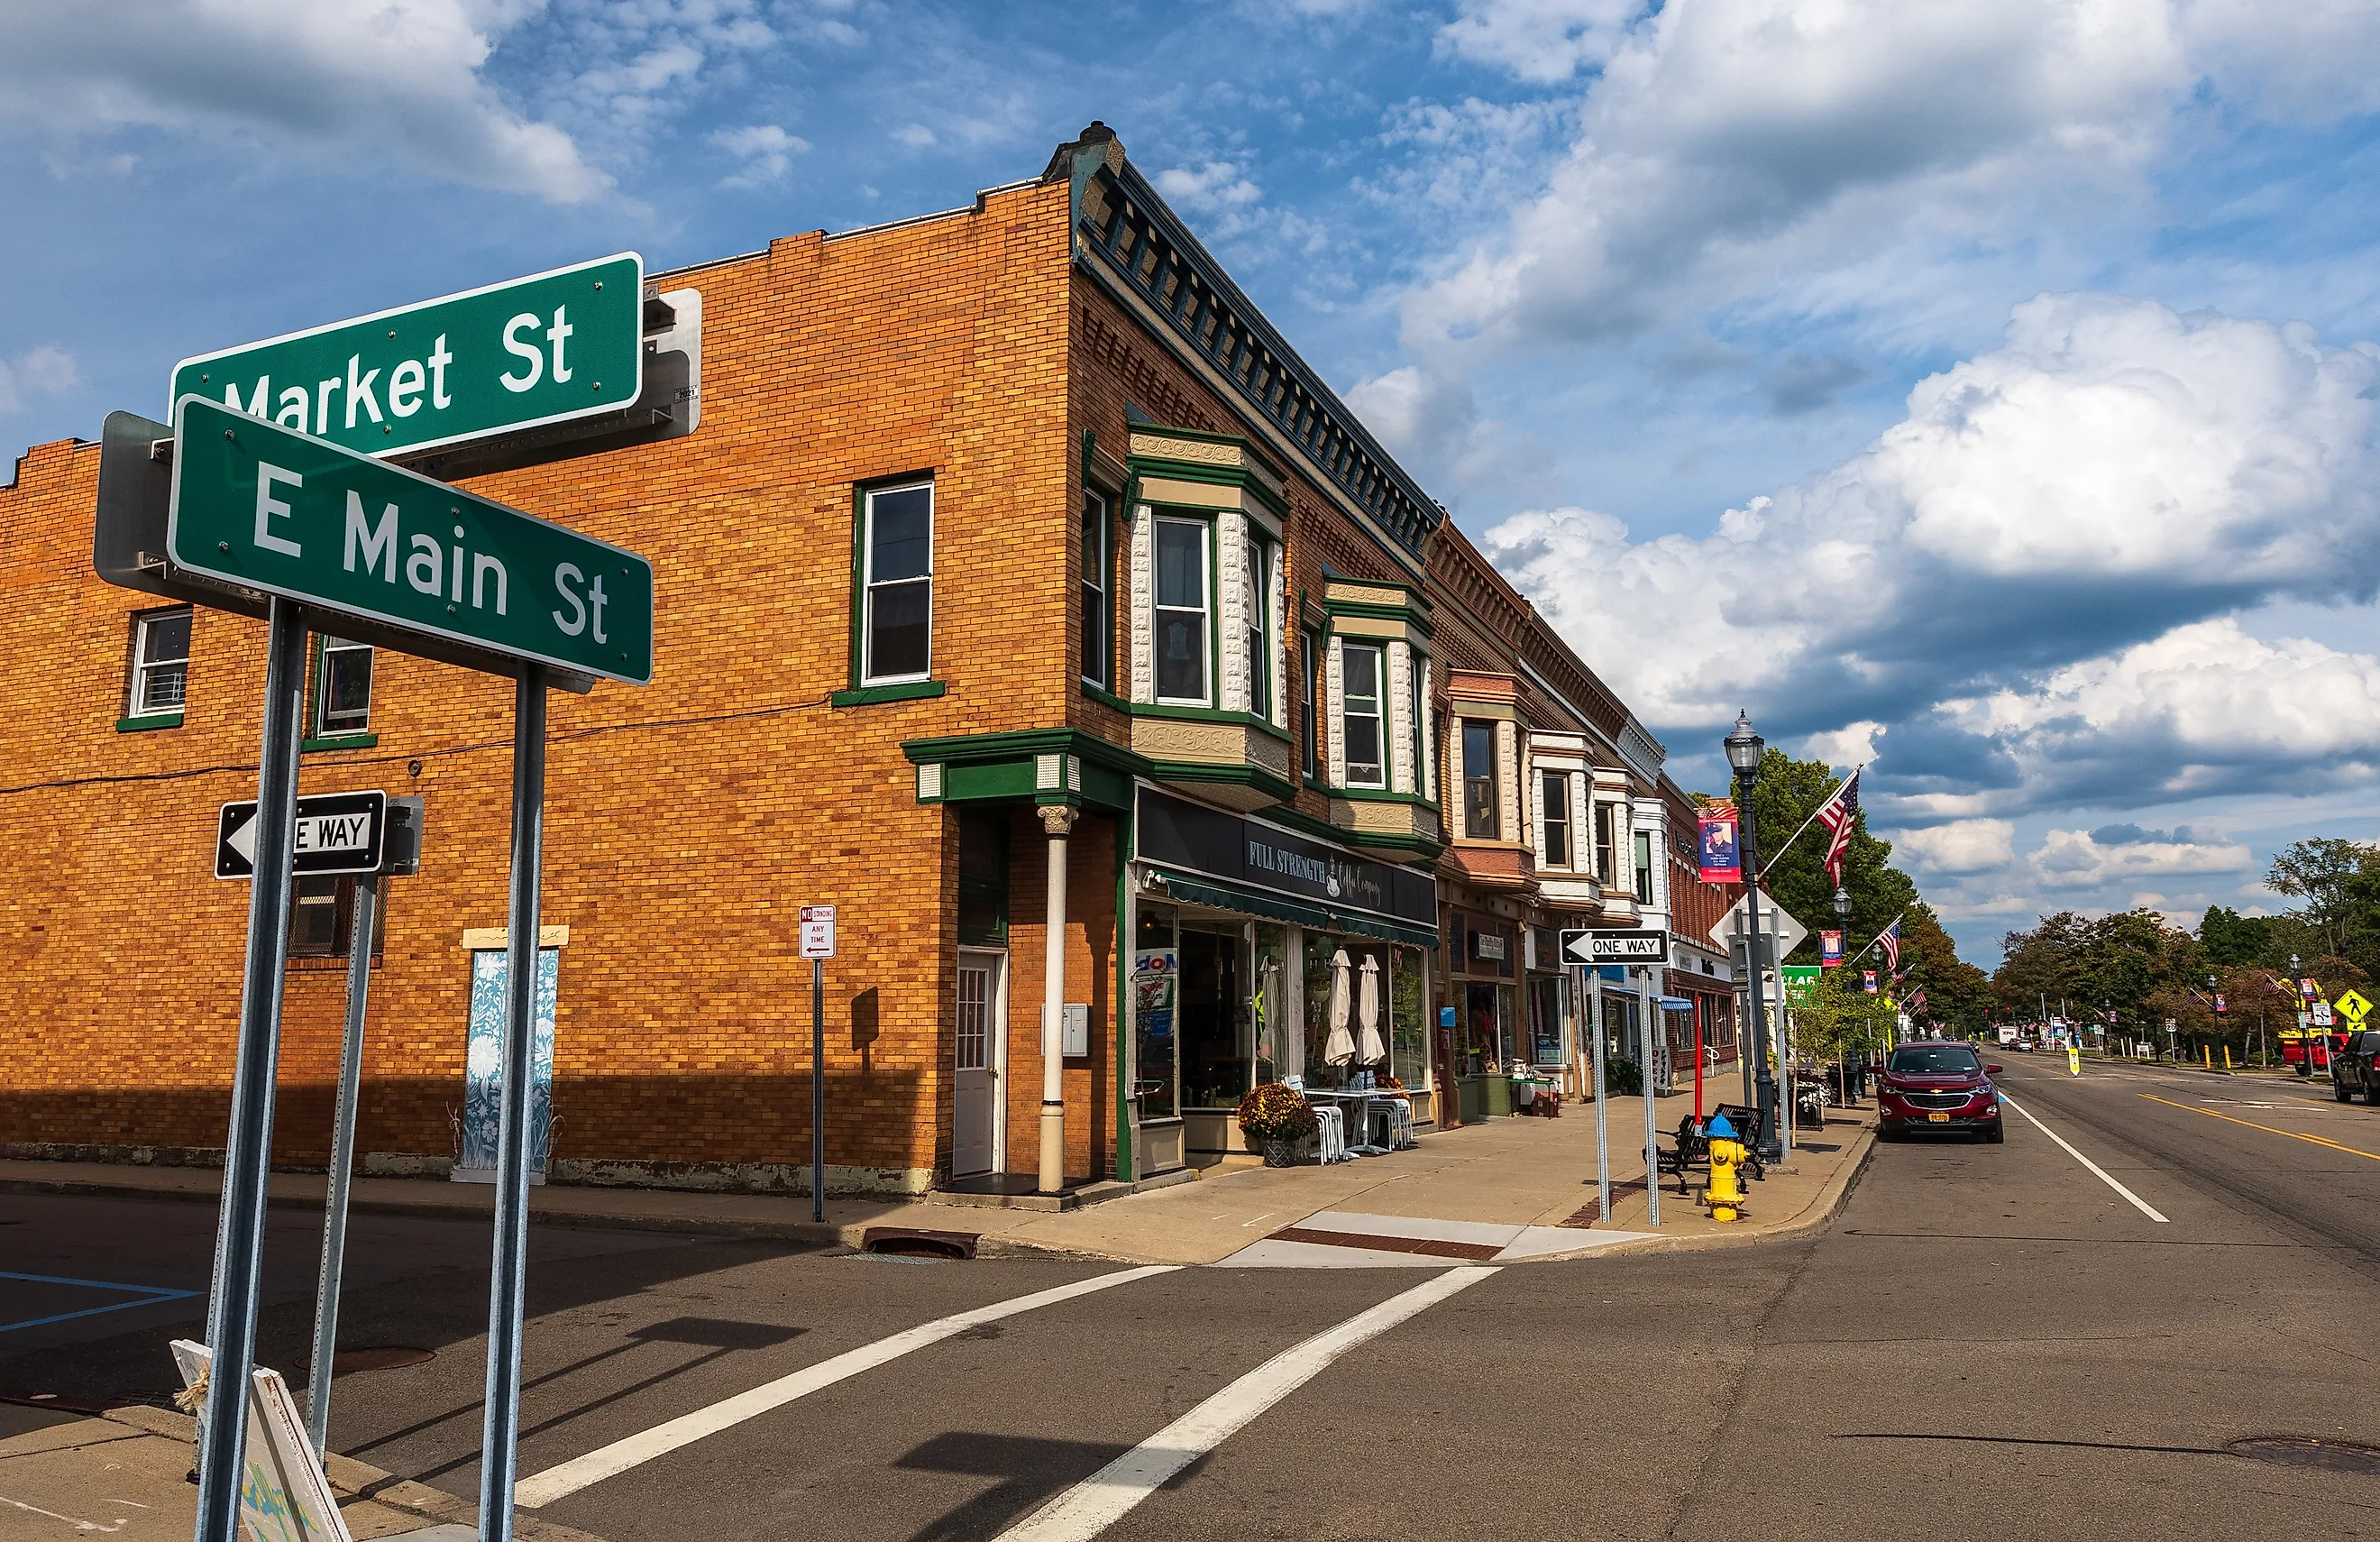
[{"left": 952, "top": 950, "right": 1006, "bottom": 1177}]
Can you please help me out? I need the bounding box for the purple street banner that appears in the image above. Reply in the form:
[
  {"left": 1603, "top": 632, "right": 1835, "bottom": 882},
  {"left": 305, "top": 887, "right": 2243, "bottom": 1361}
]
[
  {"left": 1861, "top": 969, "right": 1878, "bottom": 994},
  {"left": 1698, "top": 803, "right": 1741, "bottom": 884},
  {"left": 1819, "top": 931, "right": 1844, "bottom": 968},
  {"left": 2214, "top": 993, "right": 2228, "bottom": 1014}
]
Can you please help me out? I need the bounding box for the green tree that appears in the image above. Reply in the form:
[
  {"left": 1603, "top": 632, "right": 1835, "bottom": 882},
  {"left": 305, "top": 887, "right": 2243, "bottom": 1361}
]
[
  {"left": 1738, "top": 748, "right": 1916, "bottom": 964},
  {"left": 2266, "top": 839, "right": 2375, "bottom": 957},
  {"left": 1901, "top": 904, "right": 1991, "bottom": 1029},
  {"left": 2199, "top": 904, "right": 2275, "bottom": 968}
]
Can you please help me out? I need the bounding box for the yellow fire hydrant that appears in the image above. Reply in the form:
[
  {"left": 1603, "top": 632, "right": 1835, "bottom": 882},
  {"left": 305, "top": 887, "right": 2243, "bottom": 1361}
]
[{"left": 1704, "top": 1135, "right": 1748, "bottom": 1223}]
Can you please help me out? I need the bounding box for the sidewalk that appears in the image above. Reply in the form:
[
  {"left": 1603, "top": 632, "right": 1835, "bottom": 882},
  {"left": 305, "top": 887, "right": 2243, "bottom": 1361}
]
[
  {"left": 0, "top": 1400, "right": 605, "bottom": 1541},
  {"left": 0, "top": 1091, "right": 1873, "bottom": 1268}
]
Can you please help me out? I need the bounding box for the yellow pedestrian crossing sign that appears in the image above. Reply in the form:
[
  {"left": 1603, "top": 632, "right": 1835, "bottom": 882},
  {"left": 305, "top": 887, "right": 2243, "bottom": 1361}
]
[{"left": 2335, "top": 989, "right": 2371, "bottom": 1024}]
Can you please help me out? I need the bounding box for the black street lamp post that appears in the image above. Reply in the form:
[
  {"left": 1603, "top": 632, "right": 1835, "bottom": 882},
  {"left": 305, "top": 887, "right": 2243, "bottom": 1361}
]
[
  {"left": 1833, "top": 885, "right": 1855, "bottom": 1104},
  {"left": 1726, "top": 711, "right": 1781, "bottom": 1159}
]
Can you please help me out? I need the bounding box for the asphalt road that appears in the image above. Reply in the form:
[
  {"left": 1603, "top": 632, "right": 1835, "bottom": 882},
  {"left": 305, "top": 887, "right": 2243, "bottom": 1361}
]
[{"left": 5, "top": 1059, "right": 2378, "bottom": 1540}]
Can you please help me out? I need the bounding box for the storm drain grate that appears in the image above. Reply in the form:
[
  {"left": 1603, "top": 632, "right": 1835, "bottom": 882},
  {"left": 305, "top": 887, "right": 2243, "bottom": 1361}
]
[{"left": 2228, "top": 1436, "right": 2380, "bottom": 1476}]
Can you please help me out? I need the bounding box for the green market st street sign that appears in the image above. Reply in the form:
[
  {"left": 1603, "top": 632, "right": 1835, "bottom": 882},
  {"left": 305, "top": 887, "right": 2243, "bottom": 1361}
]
[
  {"left": 170, "top": 253, "right": 645, "bottom": 460},
  {"left": 168, "top": 395, "right": 653, "bottom": 685}
]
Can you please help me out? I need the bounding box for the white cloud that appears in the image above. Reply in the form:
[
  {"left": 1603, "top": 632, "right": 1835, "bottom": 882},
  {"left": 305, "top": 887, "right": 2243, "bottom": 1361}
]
[
  {"left": 1405, "top": 0, "right": 2186, "bottom": 352},
  {"left": 894, "top": 124, "right": 938, "bottom": 149},
  {"left": 1890, "top": 819, "right": 2016, "bottom": 876},
  {"left": 2180, "top": 0, "right": 2380, "bottom": 125},
  {"left": 1482, "top": 293, "right": 2380, "bottom": 733},
  {"left": 1802, "top": 720, "right": 1883, "bottom": 770},
  {"left": 1155, "top": 161, "right": 1265, "bottom": 216},
  {"left": 710, "top": 123, "right": 808, "bottom": 187},
  {"left": 2028, "top": 825, "right": 2253, "bottom": 888},
  {"left": 0, "top": 346, "right": 78, "bottom": 416},
  {"left": 0, "top": 0, "right": 609, "bottom": 203},
  {"left": 1437, "top": 0, "right": 1646, "bottom": 83}
]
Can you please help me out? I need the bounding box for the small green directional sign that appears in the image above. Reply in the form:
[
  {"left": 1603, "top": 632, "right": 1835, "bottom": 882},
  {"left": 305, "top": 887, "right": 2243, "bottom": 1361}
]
[
  {"left": 170, "top": 252, "right": 644, "bottom": 460},
  {"left": 167, "top": 395, "right": 652, "bottom": 684}
]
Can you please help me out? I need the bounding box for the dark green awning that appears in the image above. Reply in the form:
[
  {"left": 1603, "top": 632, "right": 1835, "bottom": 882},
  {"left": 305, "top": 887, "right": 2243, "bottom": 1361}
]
[{"left": 1149, "top": 867, "right": 1439, "bottom": 950}]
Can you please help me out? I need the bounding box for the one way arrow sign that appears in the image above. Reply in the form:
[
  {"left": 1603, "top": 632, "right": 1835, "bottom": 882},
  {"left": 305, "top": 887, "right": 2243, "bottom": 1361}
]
[
  {"left": 1560, "top": 927, "right": 1670, "bottom": 966},
  {"left": 215, "top": 791, "right": 388, "bottom": 879}
]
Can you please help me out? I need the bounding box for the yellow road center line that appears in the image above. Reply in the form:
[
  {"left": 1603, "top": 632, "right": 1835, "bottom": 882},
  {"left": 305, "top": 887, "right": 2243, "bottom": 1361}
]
[{"left": 2139, "top": 1094, "right": 2380, "bottom": 1163}]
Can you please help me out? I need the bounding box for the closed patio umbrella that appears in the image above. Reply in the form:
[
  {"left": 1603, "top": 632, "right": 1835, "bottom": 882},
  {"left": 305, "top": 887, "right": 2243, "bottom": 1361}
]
[
  {"left": 1324, "top": 949, "right": 1356, "bottom": 1067},
  {"left": 1357, "top": 955, "right": 1386, "bottom": 1065}
]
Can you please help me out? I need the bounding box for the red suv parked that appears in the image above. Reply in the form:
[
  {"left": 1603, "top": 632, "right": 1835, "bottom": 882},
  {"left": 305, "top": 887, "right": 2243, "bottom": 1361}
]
[{"left": 1877, "top": 1042, "right": 2004, "bottom": 1143}]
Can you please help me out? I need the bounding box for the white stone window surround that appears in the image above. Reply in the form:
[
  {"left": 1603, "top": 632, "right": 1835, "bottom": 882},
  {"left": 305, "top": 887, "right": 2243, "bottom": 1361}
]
[
  {"left": 1325, "top": 635, "right": 1347, "bottom": 785},
  {"left": 1498, "top": 720, "right": 1520, "bottom": 844},
  {"left": 1387, "top": 641, "right": 1414, "bottom": 794},
  {"left": 1324, "top": 629, "right": 1426, "bottom": 800},
  {"left": 1415, "top": 658, "right": 1434, "bottom": 803},
  {"left": 1129, "top": 500, "right": 1282, "bottom": 718}
]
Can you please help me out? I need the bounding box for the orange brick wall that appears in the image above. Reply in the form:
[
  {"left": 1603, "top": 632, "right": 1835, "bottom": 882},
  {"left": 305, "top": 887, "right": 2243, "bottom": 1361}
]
[{"left": 0, "top": 180, "right": 1104, "bottom": 1189}]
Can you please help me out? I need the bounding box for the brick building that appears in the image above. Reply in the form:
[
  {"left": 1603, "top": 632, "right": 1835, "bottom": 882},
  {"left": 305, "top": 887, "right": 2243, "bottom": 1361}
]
[{"left": 0, "top": 124, "right": 1742, "bottom": 1192}]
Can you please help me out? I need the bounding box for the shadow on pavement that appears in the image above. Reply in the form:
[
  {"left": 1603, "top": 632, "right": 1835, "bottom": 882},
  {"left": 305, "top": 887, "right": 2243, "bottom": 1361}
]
[{"left": 893, "top": 1430, "right": 1135, "bottom": 1542}]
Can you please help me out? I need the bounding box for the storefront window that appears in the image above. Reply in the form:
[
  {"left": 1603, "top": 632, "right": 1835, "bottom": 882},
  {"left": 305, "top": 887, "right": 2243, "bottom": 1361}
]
[
  {"left": 1461, "top": 981, "right": 1511, "bottom": 1075},
  {"left": 1390, "top": 943, "right": 1427, "bottom": 1088},
  {"left": 1252, "top": 923, "right": 1287, "bottom": 1085},
  {"left": 1530, "top": 976, "right": 1564, "bottom": 1068},
  {"left": 1179, "top": 922, "right": 1247, "bottom": 1109},
  {"left": 1133, "top": 904, "right": 1178, "bottom": 1119},
  {"left": 1304, "top": 932, "right": 1335, "bottom": 1084}
]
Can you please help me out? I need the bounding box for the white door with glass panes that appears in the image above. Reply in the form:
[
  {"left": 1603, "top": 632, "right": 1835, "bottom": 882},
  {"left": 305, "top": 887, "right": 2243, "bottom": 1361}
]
[{"left": 952, "top": 950, "right": 1007, "bottom": 1177}]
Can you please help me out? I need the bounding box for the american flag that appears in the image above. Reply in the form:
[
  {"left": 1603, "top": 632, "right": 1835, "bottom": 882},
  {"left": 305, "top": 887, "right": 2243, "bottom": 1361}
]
[
  {"left": 1909, "top": 987, "right": 1928, "bottom": 1014},
  {"left": 1816, "top": 769, "right": 1861, "bottom": 886},
  {"left": 1877, "top": 918, "right": 1902, "bottom": 974}
]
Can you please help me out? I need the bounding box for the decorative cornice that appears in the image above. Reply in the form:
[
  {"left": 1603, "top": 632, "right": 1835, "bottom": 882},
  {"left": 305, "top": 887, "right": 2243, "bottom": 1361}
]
[{"left": 1050, "top": 133, "right": 1442, "bottom": 561}]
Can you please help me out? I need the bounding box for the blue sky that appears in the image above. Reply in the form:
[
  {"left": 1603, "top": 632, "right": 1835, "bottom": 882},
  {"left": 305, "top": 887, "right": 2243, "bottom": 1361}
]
[{"left": 6, "top": 0, "right": 2380, "bottom": 965}]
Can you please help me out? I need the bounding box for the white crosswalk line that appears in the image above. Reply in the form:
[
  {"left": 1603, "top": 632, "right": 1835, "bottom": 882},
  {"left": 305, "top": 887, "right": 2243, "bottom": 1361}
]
[
  {"left": 515, "top": 1264, "right": 1179, "bottom": 1507},
  {"left": 995, "top": 1266, "right": 1498, "bottom": 1541}
]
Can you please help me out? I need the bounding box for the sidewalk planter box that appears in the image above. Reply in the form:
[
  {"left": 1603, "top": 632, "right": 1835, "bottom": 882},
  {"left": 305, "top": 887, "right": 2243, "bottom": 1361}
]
[{"left": 1458, "top": 1073, "right": 1509, "bottom": 1121}]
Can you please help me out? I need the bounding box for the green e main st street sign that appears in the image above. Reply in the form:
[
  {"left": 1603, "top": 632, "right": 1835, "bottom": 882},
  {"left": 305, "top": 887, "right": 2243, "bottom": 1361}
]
[
  {"left": 170, "top": 252, "right": 645, "bottom": 460},
  {"left": 168, "top": 395, "right": 653, "bottom": 685}
]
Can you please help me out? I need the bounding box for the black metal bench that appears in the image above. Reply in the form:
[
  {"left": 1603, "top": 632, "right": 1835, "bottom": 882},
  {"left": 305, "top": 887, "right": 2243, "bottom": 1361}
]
[{"left": 1656, "top": 1104, "right": 1770, "bottom": 1195}]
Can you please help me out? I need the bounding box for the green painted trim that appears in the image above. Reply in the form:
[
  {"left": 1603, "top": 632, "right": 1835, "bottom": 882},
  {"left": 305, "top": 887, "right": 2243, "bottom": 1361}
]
[
  {"left": 1265, "top": 803, "right": 1445, "bottom": 868},
  {"left": 1114, "top": 803, "right": 1136, "bottom": 1182},
  {"left": 114, "top": 712, "right": 183, "bottom": 733},
  {"left": 847, "top": 483, "right": 866, "bottom": 692},
  {"left": 1125, "top": 700, "right": 1294, "bottom": 745},
  {"left": 1320, "top": 598, "right": 1435, "bottom": 638},
  {"left": 1082, "top": 683, "right": 1130, "bottom": 712},
  {"left": 902, "top": 725, "right": 1148, "bottom": 774},
  {"left": 902, "top": 726, "right": 1149, "bottom": 814},
  {"left": 1145, "top": 758, "right": 1297, "bottom": 806},
  {"left": 301, "top": 733, "right": 380, "bottom": 752},
  {"left": 1331, "top": 785, "right": 1440, "bottom": 810},
  {"left": 833, "top": 680, "right": 947, "bottom": 707},
  {"left": 1126, "top": 455, "right": 1291, "bottom": 519}
]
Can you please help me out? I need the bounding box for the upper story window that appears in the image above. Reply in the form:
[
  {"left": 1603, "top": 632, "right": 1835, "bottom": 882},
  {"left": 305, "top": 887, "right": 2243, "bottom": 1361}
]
[
  {"left": 1634, "top": 831, "right": 1653, "bottom": 904},
  {"left": 1542, "top": 771, "right": 1571, "bottom": 867},
  {"left": 1342, "top": 642, "right": 1385, "bottom": 788},
  {"left": 316, "top": 638, "right": 372, "bottom": 736},
  {"left": 1154, "top": 516, "right": 1210, "bottom": 704},
  {"left": 1242, "top": 538, "right": 1271, "bottom": 720},
  {"left": 1594, "top": 803, "right": 1616, "bottom": 885},
  {"left": 862, "top": 481, "right": 933, "bottom": 684},
  {"left": 131, "top": 608, "right": 191, "bottom": 717},
  {"left": 1462, "top": 720, "right": 1498, "bottom": 839},
  {"left": 1301, "top": 628, "right": 1322, "bottom": 777},
  {"left": 1081, "top": 491, "right": 1111, "bottom": 691}
]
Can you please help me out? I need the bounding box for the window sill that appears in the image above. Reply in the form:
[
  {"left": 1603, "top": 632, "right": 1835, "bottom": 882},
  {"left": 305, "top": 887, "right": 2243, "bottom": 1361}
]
[
  {"left": 1082, "top": 682, "right": 1129, "bottom": 711},
  {"left": 1130, "top": 702, "right": 1293, "bottom": 742},
  {"left": 833, "top": 680, "right": 947, "bottom": 707},
  {"left": 115, "top": 712, "right": 183, "bottom": 733},
  {"left": 301, "top": 732, "right": 379, "bottom": 752}
]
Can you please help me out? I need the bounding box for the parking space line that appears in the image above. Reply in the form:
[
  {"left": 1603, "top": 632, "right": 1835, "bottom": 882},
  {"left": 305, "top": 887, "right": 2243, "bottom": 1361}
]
[
  {"left": 515, "top": 1264, "right": 1178, "bottom": 1508},
  {"left": 1995, "top": 1093, "right": 2169, "bottom": 1223},
  {"left": 2140, "top": 1093, "right": 2380, "bottom": 1163},
  {"left": 995, "top": 1266, "right": 1497, "bottom": 1541}
]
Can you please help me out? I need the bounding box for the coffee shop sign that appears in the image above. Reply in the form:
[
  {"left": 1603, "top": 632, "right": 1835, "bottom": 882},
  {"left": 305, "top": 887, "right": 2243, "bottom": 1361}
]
[{"left": 1245, "top": 834, "right": 1384, "bottom": 909}]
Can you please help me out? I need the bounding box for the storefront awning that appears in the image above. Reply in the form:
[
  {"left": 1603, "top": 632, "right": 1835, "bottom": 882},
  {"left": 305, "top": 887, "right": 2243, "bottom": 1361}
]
[{"left": 1149, "top": 867, "right": 1440, "bottom": 950}]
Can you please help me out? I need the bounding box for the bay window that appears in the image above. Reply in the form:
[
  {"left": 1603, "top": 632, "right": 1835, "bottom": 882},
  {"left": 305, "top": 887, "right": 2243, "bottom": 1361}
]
[
  {"left": 1081, "top": 491, "right": 1111, "bottom": 691},
  {"left": 1342, "top": 643, "right": 1385, "bottom": 787},
  {"left": 1462, "top": 720, "right": 1498, "bottom": 839},
  {"left": 1542, "top": 771, "right": 1571, "bottom": 867},
  {"left": 1154, "top": 516, "right": 1210, "bottom": 704}
]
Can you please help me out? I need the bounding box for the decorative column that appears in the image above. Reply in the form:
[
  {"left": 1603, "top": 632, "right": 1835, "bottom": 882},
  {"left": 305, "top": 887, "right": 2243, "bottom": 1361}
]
[{"left": 1039, "top": 803, "right": 1078, "bottom": 1194}]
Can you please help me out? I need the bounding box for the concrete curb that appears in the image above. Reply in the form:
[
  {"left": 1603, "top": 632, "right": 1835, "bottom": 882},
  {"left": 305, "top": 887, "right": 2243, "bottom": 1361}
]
[
  {"left": 97, "top": 1403, "right": 609, "bottom": 1542},
  {"left": 1588, "top": 1122, "right": 1879, "bottom": 1260}
]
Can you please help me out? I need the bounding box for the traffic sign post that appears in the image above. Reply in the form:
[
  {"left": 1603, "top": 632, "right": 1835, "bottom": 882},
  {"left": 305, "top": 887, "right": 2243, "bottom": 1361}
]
[
  {"left": 801, "top": 906, "right": 837, "bottom": 1225},
  {"left": 168, "top": 396, "right": 653, "bottom": 684},
  {"left": 171, "top": 253, "right": 645, "bottom": 462}
]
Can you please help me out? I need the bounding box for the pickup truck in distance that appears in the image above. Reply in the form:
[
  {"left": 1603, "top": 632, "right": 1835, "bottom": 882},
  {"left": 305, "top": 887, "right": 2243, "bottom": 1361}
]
[{"left": 2333, "top": 1029, "right": 2380, "bottom": 1104}]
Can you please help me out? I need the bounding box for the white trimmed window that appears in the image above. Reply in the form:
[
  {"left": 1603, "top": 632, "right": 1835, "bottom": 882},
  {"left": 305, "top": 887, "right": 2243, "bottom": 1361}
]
[
  {"left": 862, "top": 481, "right": 933, "bottom": 684},
  {"left": 1154, "top": 516, "right": 1210, "bottom": 704},
  {"left": 1342, "top": 642, "right": 1385, "bottom": 787},
  {"left": 316, "top": 638, "right": 372, "bottom": 736},
  {"left": 1081, "top": 491, "right": 1111, "bottom": 690},
  {"left": 1242, "top": 537, "right": 1271, "bottom": 719},
  {"left": 131, "top": 608, "right": 191, "bottom": 717},
  {"left": 1542, "top": 771, "right": 1572, "bottom": 867},
  {"left": 1462, "top": 720, "right": 1499, "bottom": 839}
]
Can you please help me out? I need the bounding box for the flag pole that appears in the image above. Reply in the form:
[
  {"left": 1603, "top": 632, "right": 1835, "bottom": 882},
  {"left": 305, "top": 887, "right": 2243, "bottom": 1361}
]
[
  {"left": 1755, "top": 764, "right": 1863, "bottom": 881},
  {"left": 1844, "top": 903, "right": 1911, "bottom": 966}
]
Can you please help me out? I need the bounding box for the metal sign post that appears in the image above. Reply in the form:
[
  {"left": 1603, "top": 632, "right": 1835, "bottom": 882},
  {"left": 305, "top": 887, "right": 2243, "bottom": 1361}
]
[
  {"left": 801, "top": 906, "right": 837, "bottom": 1225},
  {"left": 1584, "top": 962, "right": 1609, "bottom": 1221},
  {"left": 478, "top": 664, "right": 548, "bottom": 1542},
  {"left": 193, "top": 597, "right": 307, "bottom": 1542},
  {"left": 1638, "top": 965, "right": 1660, "bottom": 1228},
  {"left": 305, "top": 872, "right": 375, "bottom": 1457}
]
